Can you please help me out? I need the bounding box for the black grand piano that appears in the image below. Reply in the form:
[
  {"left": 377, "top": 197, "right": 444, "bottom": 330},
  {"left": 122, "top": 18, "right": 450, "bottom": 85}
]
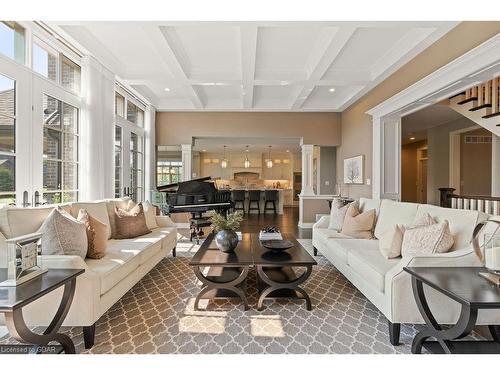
[
  {"left": 157, "top": 177, "right": 234, "bottom": 243},
  {"left": 157, "top": 176, "right": 233, "bottom": 217}
]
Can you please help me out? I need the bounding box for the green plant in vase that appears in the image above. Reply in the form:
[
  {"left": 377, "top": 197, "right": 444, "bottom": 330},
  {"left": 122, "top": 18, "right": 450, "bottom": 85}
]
[{"left": 211, "top": 211, "right": 244, "bottom": 253}]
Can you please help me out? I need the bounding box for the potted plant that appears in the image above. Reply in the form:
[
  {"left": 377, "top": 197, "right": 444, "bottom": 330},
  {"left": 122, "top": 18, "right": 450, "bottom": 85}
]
[{"left": 211, "top": 211, "right": 244, "bottom": 253}]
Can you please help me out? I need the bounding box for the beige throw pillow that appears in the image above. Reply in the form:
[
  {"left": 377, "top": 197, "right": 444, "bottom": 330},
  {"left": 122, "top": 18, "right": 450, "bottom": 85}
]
[
  {"left": 401, "top": 220, "right": 454, "bottom": 257},
  {"left": 114, "top": 203, "right": 151, "bottom": 239},
  {"left": 327, "top": 198, "right": 350, "bottom": 231},
  {"left": 39, "top": 208, "right": 88, "bottom": 259},
  {"left": 341, "top": 203, "right": 376, "bottom": 239},
  {"left": 77, "top": 209, "right": 108, "bottom": 259},
  {"left": 105, "top": 197, "right": 132, "bottom": 239},
  {"left": 379, "top": 224, "right": 405, "bottom": 259},
  {"left": 142, "top": 200, "right": 159, "bottom": 230},
  {"left": 412, "top": 212, "right": 436, "bottom": 228}
]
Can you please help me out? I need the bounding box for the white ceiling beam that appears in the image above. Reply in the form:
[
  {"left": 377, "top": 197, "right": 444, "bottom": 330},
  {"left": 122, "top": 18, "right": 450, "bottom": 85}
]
[
  {"left": 290, "top": 27, "right": 356, "bottom": 110},
  {"left": 240, "top": 25, "right": 258, "bottom": 109},
  {"left": 140, "top": 25, "right": 204, "bottom": 109}
]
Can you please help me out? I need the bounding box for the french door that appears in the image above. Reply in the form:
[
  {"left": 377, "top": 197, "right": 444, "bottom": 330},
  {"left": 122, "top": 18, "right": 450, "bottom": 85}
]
[{"left": 0, "top": 56, "right": 80, "bottom": 206}]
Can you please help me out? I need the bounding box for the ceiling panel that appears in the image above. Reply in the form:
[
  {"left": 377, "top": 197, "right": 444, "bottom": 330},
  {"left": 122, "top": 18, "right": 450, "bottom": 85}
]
[{"left": 53, "top": 21, "right": 457, "bottom": 111}]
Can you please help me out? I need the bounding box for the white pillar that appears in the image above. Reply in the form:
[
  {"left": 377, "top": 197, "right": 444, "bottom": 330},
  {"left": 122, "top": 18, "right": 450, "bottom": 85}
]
[
  {"left": 144, "top": 105, "right": 156, "bottom": 200},
  {"left": 80, "top": 56, "right": 115, "bottom": 200},
  {"left": 181, "top": 144, "right": 192, "bottom": 182},
  {"left": 492, "top": 134, "right": 500, "bottom": 196},
  {"left": 301, "top": 144, "right": 315, "bottom": 196}
]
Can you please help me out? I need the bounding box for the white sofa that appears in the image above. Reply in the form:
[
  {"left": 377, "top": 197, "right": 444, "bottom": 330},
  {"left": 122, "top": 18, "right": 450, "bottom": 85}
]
[
  {"left": 0, "top": 198, "right": 177, "bottom": 348},
  {"left": 312, "top": 198, "right": 500, "bottom": 345}
]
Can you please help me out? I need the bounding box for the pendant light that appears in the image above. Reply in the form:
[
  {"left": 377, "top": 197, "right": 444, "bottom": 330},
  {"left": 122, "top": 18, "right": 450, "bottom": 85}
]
[
  {"left": 266, "top": 145, "right": 273, "bottom": 168},
  {"left": 244, "top": 145, "right": 251, "bottom": 168},
  {"left": 221, "top": 145, "right": 228, "bottom": 169}
]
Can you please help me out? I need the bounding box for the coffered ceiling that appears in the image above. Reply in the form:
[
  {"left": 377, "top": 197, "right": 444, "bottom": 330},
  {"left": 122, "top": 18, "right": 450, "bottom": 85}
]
[{"left": 50, "top": 21, "right": 458, "bottom": 111}]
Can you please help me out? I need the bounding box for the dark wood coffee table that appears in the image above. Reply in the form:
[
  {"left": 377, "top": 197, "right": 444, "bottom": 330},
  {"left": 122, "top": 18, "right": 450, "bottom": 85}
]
[
  {"left": 190, "top": 233, "right": 253, "bottom": 311},
  {"left": 0, "top": 268, "right": 84, "bottom": 354},
  {"left": 252, "top": 234, "right": 317, "bottom": 311},
  {"left": 404, "top": 266, "right": 500, "bottom": 354}
]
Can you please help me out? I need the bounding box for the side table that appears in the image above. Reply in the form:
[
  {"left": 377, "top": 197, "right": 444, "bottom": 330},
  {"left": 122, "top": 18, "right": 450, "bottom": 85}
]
[
  {"left": 0, "top": 268, "right": 84, "bottom": 354},
  {"left": 404, "top": 266, "right": 500, "bottom": 354}
]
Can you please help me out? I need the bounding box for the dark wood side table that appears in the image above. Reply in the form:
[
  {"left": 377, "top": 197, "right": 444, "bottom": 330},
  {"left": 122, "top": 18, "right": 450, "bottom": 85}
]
[
  {"left": 0, "top": 268, "right": 84, "bottom": 354},
  {"left": 404, "top": 267, "right": 500, "bottom": 354}
]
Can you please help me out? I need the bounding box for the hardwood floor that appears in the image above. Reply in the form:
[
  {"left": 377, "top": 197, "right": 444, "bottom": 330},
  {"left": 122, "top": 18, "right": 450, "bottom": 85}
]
[{"left": 238, "top": 206, "right": 312, "bottom": 239}]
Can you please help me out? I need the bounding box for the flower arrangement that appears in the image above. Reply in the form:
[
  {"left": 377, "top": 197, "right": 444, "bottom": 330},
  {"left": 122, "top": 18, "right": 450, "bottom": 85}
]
[{"left": 211, "top": 211, "right": 244, "bottom": 232}]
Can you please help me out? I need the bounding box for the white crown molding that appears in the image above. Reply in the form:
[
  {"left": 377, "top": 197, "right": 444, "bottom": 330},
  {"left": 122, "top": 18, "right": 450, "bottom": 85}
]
[{"left": 367, "top": 33, "right": 500, "bottom": 119}]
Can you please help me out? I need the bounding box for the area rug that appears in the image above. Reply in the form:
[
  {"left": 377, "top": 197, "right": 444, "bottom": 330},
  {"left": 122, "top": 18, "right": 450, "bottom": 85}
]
[{"left": 0, "top": 234, "right": 482, "bottom": 354}]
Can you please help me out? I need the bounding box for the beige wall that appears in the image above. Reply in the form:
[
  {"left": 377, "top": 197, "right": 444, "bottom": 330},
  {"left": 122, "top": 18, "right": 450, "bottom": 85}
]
[
  {"left": 401, "top": 140, "right": 427, "bottom": 203},
  {"left": 156, "top": 112, "right": 341, "bottom": 146},
  {"left": 460, "top": 128, "right": 492, "bottom": 196},
  {"left": 338, "top": 22, "right": 500, "bottom": 199}
]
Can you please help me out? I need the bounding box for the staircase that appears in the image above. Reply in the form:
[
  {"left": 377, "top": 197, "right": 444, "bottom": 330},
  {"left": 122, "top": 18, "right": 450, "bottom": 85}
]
[{"left": 447, "top": 77, "right": 500, "bottom": 137}]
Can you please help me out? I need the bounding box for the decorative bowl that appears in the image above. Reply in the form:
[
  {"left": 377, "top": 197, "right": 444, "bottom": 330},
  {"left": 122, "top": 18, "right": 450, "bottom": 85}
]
[{"left": 260, "top": 239, "right": 294, "bottom": 252}]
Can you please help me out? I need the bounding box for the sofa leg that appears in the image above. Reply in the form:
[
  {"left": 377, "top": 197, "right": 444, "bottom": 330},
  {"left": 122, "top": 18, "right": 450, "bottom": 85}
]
[
  {"left": 313, "top": 246, "right": 318, "bottom": 256},
  {"left": 83, "top": 324, "right": 96, "bottom": 349},
  {"left": 172, "top": 247, "right": 176, "bottom": 257},
  {"left": 388, "top": 321, "right": 400, "bottom": 346}
]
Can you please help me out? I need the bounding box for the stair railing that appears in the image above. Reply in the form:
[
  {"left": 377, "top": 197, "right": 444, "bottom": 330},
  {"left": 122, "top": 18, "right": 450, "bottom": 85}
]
[{"left": 439, "top": 187, "right": 500, "bottom": 215}]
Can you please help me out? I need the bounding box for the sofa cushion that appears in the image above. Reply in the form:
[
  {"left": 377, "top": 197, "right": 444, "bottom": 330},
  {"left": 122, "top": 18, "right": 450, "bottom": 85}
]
[
  {"left": 133, "top": 227, "right": 176, "bottom": 263},
  {"left": 114, "top": 203, "right": 151, "bottom": 239},
  {"left": 374, "top": 200, "right": 419, "bottom": 239},
  {"left": 86, "top": 240, "right": 146, "bottom": 295},
  {"left": 0, "top": 206, "right": 55, "bottom": 238},
  {"left": 71, "top": 202, "right": 111, "bottom": 239},
  {"left": 327, "top": 199, "right": 350, "bottom": 231},
  {"left": 105, "top": 198, "right": 132, "bottom": 239},
  {"left": 143, "top": 201, "right": 159, "bottom": 230},
  {"left": 415, "top": 204, "right": 483, "bottom": 250},
  {"left": 341, "top": 204, "right": 376, "bottom": 239},
  {"left": 401, "top": 220, "right": 454, "bottom": 256},
  {"left": 359, "top": 198, "right": 381, "bottom": 215},
  {"left": 77, "top": 209, "right": 108, "bottom": 259},
  {"left": 346, "top": 241, "right": 400, "bottom": 292}
]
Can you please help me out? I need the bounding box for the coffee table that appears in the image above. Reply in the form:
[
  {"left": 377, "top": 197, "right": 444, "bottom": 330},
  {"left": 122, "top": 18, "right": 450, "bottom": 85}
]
[
  {"left": 253, "top": 234, "right": 316, "bottom": 311},
  {"left": 189, "top": 232, "right": 316, "bottom": 311},
  {"left": 190, "top": 233, "right": 253, "bottom": 311}
]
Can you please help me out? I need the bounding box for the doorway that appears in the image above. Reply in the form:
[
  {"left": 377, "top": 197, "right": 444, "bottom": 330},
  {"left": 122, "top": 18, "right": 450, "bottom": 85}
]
[{"left": 417, "top": 148, "right": 428, "bottom": 203}]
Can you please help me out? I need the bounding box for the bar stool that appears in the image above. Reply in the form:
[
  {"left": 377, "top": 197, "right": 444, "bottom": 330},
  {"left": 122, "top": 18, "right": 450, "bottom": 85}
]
[
  {"left": 264, "top": 190, "right": 278, "bottom": 214},
  {"left": 232, "top": 190, "right": 246, "bottom": 213},
  {"left": 247, "top": 190, "right": 261, "bottom": 214}
]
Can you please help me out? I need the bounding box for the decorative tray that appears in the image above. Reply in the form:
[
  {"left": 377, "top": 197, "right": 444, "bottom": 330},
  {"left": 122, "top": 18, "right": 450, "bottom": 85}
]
[{"left": 260, "top": 239, "right": 294, "bottom": 252}]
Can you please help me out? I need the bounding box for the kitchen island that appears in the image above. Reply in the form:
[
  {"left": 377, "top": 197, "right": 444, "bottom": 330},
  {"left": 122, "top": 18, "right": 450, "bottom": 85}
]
[{"left": 221, "top": 189, "right": 287, "bottom": 214}]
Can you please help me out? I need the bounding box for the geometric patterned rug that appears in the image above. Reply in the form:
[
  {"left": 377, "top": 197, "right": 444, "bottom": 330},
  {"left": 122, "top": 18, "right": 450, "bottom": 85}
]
[{"left": 0, "top": 234, "right": 484, "bottom": 353}]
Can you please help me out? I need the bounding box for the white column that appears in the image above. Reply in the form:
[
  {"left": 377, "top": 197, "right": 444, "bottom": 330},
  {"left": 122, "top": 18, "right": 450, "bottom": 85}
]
[
  {"left": 372, "top": 115, "right": 401, "bottom": 200},
  {"left": 492, "top": 134, "right": 500, "bottom": 196},
  {"left": 301, "top": 144, "right": 315, "bottom": 196},
  {"left": 144, "top": 105, "right": 156, "bottom": 200},
  {"left": 181, "top": 144, "right": 192, "bottom": 182},
  {"left": 80, "top": 56, "right": 115, "bottom": 200}
]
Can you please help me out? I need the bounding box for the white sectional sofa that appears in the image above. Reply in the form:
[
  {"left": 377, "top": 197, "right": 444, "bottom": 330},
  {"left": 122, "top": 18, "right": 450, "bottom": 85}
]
[
  {"left": 0, "top": 198, "right": 177, "bottom": 348},
  {"left": 312, "top": 198, "right": 500, "bottom": 345}
]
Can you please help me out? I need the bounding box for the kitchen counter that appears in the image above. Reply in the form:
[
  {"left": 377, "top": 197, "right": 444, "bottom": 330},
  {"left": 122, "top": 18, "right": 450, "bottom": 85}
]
[{"left": 221, "top": 189, "right": 286, "bottom": 214}]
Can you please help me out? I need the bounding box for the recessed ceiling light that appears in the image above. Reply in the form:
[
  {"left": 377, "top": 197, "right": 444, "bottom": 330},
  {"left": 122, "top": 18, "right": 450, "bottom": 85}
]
[
  {"left": 329, "top": 88, "right": 335, "bottom": 92},
  {"left": 286, "top": 150, "right": 290, "bottom": 153},
  {"left": 409, "top": 137, "right": 415, "bottom": 140},
  {"left": 202, "top": 149, "right": 206, "bottom": 152},
  {"left": 164, "top": 87, "right": 171, "bottom": 92}
]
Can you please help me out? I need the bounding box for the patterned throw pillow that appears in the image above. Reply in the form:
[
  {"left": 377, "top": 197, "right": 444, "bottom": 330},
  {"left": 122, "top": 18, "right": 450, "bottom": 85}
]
[
  {"left": 379, "top": 224, "right": 405, "bottom": 259},
  {"left": 401, "top": 220, "right": 454, "bottom": 257},
  {"left": 341, "top": 203, "right": 376, "bottom": 239},
  {"left": 411, "top": 212, "right": 436, "bottom": 228},
  {"left": 327, "top": 198, "right": 350, "bottom": 231},
  {"left": 39, "top": 208, "right": 88, "bottom": 259},
  {"left": 114, "top": 203, "right": 152, "bottom": 239},
  {"left": 77, "top": 209, "right": 108, "bottom": 259}
]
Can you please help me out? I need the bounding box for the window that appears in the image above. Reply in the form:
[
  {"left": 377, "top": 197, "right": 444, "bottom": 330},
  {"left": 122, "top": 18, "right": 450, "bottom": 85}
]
[
  {"left": 130, "top": 132, "right": 143, "bottom": 201},
  {"left": 157, "top": 161, "right": 182, "bottom": 186},
  {"left": 115, "top": 92, "right": 125, "bottom": 117},
  {"left": 0, "top": 22, "right": 25, "bottom": 64},
  {"left": 32, "top": 41, "right": 57, "bottom": 81},
  {"left": 0, "top": 74, "right": 16, "bottom": 204},
  {"left": 61, "top": 56, "right": 81, "bottom": 95},
  {"left": 127, "top": 101, "right": 144, "bottom": 127},
  {"left": 114, "top": 126, "right": 122, "bottom": 198},
  {"left": 42, "top": 95, "right": 79, "bottom": 204}
]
